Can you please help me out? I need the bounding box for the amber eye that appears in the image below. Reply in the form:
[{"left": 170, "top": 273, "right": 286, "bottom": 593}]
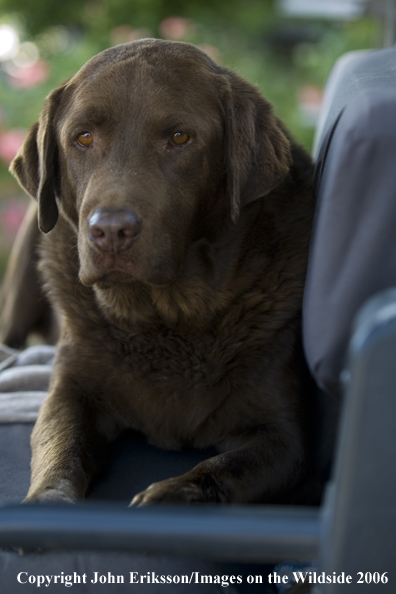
[
  {"left": 76, "top": 132, "right": 93, "bottom": 147},
  {"left": 171, "top": 132, "right": 190, "bottom": 145}
]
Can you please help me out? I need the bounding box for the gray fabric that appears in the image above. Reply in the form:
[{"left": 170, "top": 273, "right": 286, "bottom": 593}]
[
  {"left": 312, "top": 50, "right": 369, "bottom": 159},
  {"left": 313, "top": 46, "right": 396, "bottom": 164},
  {"left": 303, "top": 48, "right": 396, "bottom": 399},
  {"left": 12, "top": 345, "right": 55, "bottom": 367},
  {"left": 0, "top": 367, "right": 51, "bottom": 392},
  {"left": 0, "top": 344, "right": 55, "bottom": 372},
  {"left": 0, "top": 391, "right": 47, "bottom": 423},
  {"left": 0, "top": 345, "right": 54, "bottom": 422},
  {"left": 0, "top": 424, "right": 32, "bottom": 501}
]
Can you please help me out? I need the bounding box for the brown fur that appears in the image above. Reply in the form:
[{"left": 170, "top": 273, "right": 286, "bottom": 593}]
[{"left": 2, "top": 39, "right": 317, "bottom": 505}]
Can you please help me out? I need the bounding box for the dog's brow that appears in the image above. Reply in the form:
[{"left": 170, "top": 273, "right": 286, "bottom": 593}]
[{"left": 65, "top": 106, "right": 111, "bottom": 129}]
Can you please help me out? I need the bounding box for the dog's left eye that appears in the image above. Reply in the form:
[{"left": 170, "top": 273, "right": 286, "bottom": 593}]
[
  {"left": 76, "top": 132, "right": 93, "bottom": 147},
  {"left": 171, "top": 132, "right": 190, "bottom": 145}
]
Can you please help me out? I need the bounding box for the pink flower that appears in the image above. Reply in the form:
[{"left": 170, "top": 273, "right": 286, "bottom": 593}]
[
  {"left": 160, "top": 17, "right": 195, "bottom": 40},
  {"left": 0, "top": 130, "right": 27, "bottom": 164},
  {"left": 8, "top": 60, "right": 50, "bottom": 89}
]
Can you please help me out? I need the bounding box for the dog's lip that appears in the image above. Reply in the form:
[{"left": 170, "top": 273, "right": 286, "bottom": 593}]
[
  {"left": 80, "top": 265, "right": 137, "bottom": 287},
  {"left": 92, "top": 270, "right": 176, "bottom": 288},
  {"left": 81, "top": 263, "right": 179, "bottom": 289},
  {"left": 80, "top": 262, "right": 175, "bottom": 288}
]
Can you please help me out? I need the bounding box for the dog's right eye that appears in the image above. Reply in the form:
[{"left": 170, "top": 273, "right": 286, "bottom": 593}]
[
  {"left": 76, "top": 132, "right": 93, "bottom": 147},
  {"left": 171, "top": 132, "right": 190, "bottom": 145}
]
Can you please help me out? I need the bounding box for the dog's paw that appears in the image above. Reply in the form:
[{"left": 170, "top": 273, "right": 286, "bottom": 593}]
[
  {"left": 129, "top": 478, "right": 210, "bottom": 507},
  {"left": 23, "top": 487, "right": 76, "bottom": 505}
]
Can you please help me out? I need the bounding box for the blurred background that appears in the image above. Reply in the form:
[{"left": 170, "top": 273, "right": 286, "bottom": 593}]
[{"left": 0, "top": 0, "right": 389, "bottom": 277}]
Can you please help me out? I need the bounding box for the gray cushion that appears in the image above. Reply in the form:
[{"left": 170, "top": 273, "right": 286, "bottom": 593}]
[{"left": 303, "top": 47, "right": 396, "bottom": 399}]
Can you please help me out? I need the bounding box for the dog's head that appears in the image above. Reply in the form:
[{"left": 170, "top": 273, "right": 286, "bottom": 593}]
[{"left": 11, "top": 39, "right": 291, "bottom": 288}]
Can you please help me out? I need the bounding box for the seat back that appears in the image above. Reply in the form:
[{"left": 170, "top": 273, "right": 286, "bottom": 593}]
[{"left": 303, "top": 46, "right": 396, "bottom": 399}]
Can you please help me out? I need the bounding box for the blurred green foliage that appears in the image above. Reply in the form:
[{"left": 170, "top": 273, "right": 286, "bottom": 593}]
[{"left": 0, "top": 0, "right": 274, "bottom": 38}]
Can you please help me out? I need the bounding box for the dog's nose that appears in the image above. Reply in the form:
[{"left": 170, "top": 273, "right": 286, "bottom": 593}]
[{"left": 88, "top": 209, "right": 142, "bottom": 252}]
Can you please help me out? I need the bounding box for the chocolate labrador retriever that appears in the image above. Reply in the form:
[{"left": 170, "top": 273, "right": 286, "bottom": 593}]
[{"left": 2, "top": 39, "right": 317, "bottom": 505}]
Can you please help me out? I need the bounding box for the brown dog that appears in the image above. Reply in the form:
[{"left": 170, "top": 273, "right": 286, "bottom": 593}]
[{"left": 2, "top": 39, "right": 317, "bottom": 505}]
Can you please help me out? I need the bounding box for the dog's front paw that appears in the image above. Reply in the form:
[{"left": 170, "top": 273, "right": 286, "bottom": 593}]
[
  {"left": 23, "top": 481, "right": 79, "bottom": 504},
  {"left": 24, "top": 489, "right": 75, "bottom": 504},
  {"left": 129, "top": 477, "right": 212, "bottom": 507}
]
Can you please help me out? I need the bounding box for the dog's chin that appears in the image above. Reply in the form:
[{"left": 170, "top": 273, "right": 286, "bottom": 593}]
[
  {"left": 93, "top": 271, "right": 137, "bottom": 289},
  {"left": 79, "top": 265, "right": 179, "bottom": 289},
  {"left": 79, "top": 268, "right": 126, "bottom": 288}
]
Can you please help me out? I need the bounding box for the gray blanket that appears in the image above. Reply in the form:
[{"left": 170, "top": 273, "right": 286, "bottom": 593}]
[{"left": 0, "top": 344, "right": 54, "bottom": 422}]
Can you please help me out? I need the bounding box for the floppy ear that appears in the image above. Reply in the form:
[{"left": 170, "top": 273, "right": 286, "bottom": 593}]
[
  {"left": 221, "top": 70, "right": 292, "bottom": 222},
  {"left": 10, "top": 86, "right": 65, "bottom": 233}
]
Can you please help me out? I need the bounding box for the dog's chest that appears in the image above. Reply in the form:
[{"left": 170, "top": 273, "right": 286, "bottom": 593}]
[
  {"left": 108, "top": 324, "right": 232, "bottom": 387},
  {"left": 103, "top": 324, "right": 253, "bottom": 448}
]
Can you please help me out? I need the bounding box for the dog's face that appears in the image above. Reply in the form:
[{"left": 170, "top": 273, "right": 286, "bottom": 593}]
[
  {"left": 58, "top": 45, "right": 226, "bottom": 287},
  {"left": 11, "top": 39, "right": 292, "bottom": 288}
]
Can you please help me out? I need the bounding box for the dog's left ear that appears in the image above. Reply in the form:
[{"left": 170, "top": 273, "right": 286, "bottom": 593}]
[
  {"left": 10, "top": 86, "right": 65, "bottom": 233},
  {"left": 220, "top": 70, "right": 292, "bottom": 222}
]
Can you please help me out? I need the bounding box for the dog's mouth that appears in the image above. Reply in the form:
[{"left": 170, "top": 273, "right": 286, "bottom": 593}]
[
  {"left": 79, "top": 255, "right": 139, "bottom": 287},
  {"left": 80, "top": 251, "right": 180, "bottom": 289}
]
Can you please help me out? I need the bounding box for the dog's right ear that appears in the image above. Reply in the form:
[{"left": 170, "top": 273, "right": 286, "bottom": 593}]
[{"left": 10, "top": 86, "right": 65, "bottom": 234}]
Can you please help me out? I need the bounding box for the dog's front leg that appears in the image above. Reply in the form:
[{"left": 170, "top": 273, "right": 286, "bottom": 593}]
[
  {"left": 131, "top": 423, "right": 306, "bottom": 505},
  {"left": 25, "top": 377, "right": 110, "bottom": 504}
]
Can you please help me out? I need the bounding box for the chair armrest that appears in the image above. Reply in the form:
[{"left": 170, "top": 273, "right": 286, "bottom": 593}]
[
  {"left": 0, "top": 503, "right": 320, "bottom": 562},
  {"left": 319, "top": 288, "right": 396, "bottom": 589}
]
